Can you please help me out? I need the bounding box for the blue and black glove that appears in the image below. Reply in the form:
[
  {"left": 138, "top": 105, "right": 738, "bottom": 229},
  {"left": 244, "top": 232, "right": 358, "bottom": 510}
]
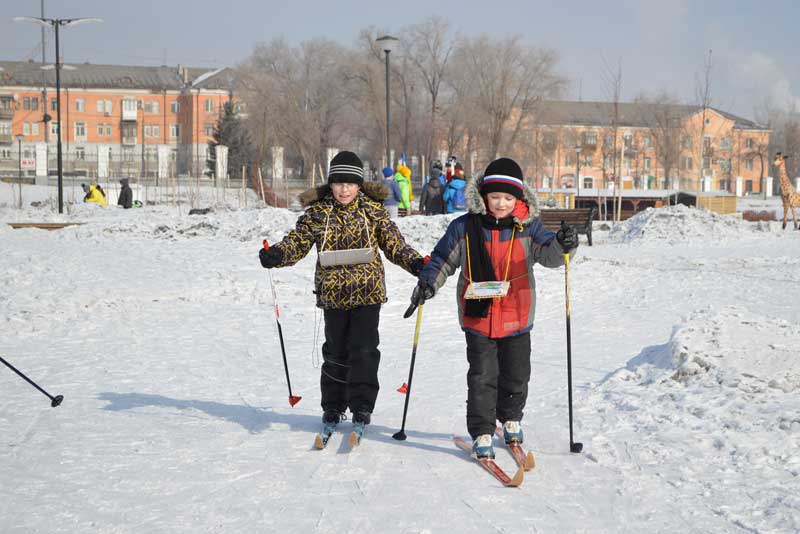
[
  {"left": 556, "top": 221, "right": 579, "bottom": 251},
  {"left": 409, "top": 255, "right": 430, "bottom": 277}
]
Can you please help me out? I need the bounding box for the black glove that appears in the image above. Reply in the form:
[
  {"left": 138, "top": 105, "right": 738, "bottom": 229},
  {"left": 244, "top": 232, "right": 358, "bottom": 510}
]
[
  {"left": 404, "top": 281, "right": 436, "bottom": 318},
  {"left": 259, "top": 246, "right": 282, "bottom": 268},
  {"left": 409, "top": 255, "right": 430, "bottom": 277},
  {"left": 556, "top": 221, "right": 579, "bottom": 251}
]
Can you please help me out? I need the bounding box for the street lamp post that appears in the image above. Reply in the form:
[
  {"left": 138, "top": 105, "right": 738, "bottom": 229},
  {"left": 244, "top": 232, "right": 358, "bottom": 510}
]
[
  {"left": 14, "top": 16, "right": 102, "bottom": 214},
  {"left": 376, "top": 35, "right": 398, "bottom": 169},
  {"left": 16, "top": 134, "right": 24, "bottom": 208},
  {"left": 574, "top": 144, "right": 582, "bottom": 207}
]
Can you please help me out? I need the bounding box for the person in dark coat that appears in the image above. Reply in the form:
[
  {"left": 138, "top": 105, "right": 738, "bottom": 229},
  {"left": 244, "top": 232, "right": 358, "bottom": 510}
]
[
  {"left": 117, "top": 178, "right": 133, "bottom": 209},
  {"left": 419, "top": 166, "right": 446, "bottom": 215},
  {"left": 258, "top": 150, "right": 426, "bottom": 436}
]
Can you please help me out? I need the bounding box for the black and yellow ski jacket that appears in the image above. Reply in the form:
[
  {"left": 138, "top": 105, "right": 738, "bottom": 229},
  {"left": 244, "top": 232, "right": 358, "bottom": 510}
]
[{"left": 272, "top": 182, "right": 422, "bottom": 310}]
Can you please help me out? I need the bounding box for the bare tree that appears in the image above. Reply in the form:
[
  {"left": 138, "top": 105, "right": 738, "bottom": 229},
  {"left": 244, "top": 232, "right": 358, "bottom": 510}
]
[
  {"left": 634, "top": 92, "right": 686, "bottom": 191},
  {"left": 403, "top": 16, "right": 455, "bottom": 166},
  {"left": 600, "top": 56, "right": 623, "bottom": 221},
  {"left": 452, "top": 35, "right": 564, "bottom": 161}
]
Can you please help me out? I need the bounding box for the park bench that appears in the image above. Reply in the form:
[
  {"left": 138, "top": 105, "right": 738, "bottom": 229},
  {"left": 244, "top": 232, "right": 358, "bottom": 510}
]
[{"left": 538, "top": 207, "right": 596, "bottom": 246}]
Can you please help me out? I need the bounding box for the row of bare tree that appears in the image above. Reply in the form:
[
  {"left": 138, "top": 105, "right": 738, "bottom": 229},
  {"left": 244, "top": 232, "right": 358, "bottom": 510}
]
[{"left": 235, "top": 16, "right": 565, "bottom": 181}]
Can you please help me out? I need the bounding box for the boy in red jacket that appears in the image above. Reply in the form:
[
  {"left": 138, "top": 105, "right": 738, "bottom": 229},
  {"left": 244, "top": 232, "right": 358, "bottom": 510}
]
[{"left": 407, "top": 157, "right": 578, "bottom": 459}]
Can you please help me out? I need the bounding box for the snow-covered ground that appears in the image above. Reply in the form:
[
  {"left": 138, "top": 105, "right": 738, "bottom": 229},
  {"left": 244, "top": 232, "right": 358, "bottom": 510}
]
[{"left": 1, "top": 191, "right": 799, "bottom": 533}]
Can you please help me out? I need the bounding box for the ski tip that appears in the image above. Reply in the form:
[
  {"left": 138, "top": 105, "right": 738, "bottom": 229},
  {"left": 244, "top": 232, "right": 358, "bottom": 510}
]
[
  {"left": 525, "top": 451, "right": 536, "bottom": 471},
  {"left": 313, "top": 435, "right": 325, "bottom": 450},
  {"left": 509, "top": 465, "right": 525, "bottom": 487},
  {"left": 289, "top": 395, "right": 302, "bottom": 407},
  {"left": 348, "top": 432, "right": 360, "bottom": 447}
]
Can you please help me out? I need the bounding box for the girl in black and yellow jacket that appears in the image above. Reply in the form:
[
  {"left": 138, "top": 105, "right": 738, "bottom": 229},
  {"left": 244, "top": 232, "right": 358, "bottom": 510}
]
[{"left": 259, "top": 151, "right": 425, "bottom": 433}]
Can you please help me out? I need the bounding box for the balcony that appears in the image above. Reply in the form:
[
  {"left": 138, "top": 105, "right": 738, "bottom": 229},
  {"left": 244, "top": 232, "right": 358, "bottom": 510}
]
[
  {"left": 0, "top": 108, "right": 14, "bottom": 120},
  {"left": 0, "top": 133, "right": 12, "bottom": 144},
  {"left": 122, "top": 136, "right": 137, "bottom": 145}
]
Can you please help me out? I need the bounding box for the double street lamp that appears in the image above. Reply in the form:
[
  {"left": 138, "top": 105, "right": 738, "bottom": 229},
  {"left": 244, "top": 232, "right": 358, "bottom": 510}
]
[
  {"left": 376, "top": 35, "right": 398, "bottom": 170},
  {"left": 14, "top": 16, "right": 102, "bottom": 214}
]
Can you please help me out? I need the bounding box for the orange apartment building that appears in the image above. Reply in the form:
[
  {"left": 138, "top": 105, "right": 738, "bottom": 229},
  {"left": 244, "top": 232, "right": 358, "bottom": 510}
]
[
  {"left": 519, "top": 101, "right": 771, "bottom": 196},
  {"left": 0, "top": 60, "right": 235, "bottom": 180}
]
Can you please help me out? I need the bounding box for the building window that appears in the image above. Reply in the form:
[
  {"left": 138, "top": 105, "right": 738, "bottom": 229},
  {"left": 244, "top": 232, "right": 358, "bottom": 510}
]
[
  {"left": 23, "top": 97, "right": 32, "bottom": 110},
  {"left": 144, "top": 125, "right": 152, "bottom": 137},
  {"left": 644, "top": 157, "right": 651, "bottom": 170},
  {"left": 682, "top": 136, "right": 693, "bottom": 150},
  {"left": 623, "top": 133, "right": 633, "bottom": 149},
  {"left": 204, "top": 124, "right": 214, "bottom": 136},
  {"left": 74, "top": 122, "right": 86, "bottom": 138},
  {"left": 603, "top": 134, "right": 614, "bottom": 148},
  {"left": 171, "top": 101, "right": 179, "bottom": 113},
  {"left": 719, "top": 158, "right": 731, "bottom": 171},
  {"left": 123, "top": 99, "right": 137, "bottom": 113},
  {"left": 97, "top": 123, "right": 105, "bottom": 136},
  {"left": 745, "top": 180, "right": 753, "bottom": 193},
  {"left": 204, "top": 99, "right": 215, "bottom": 113},
  {"left": 23, "top": 148, "right": 34, "bottom": 159},
  {"left": 75, "top": 99, "right": 85, "bottom": 112},
  {"left": 703, "top": 157, "right": 711, "bottom": 169},
  {"left": 603, "top": 154, "right": 612, "bottom": 168},
  {"left": 97, "top": 100, "right": 104, "bottom": 113},
  {"left": 583, "top": 131, "right": 597, "bottom": 146},
  {"left": 745, "top": 158, "right": 754, "bottom": 171},
  {"left": 106, "top": 125, "right": 112, "bottom": 136},
  {"left": 51, "top": 98, "right": 58, "bottom": 111},
  {"left": 0, "top": 148, "right": 11, "bottom": 159},
  {"left": 50, "top": 121, "right": 60, "bottom": 136},
  {"left": 75, "top": 147, "right": 85, "bottom": 160},
  {"left": 582, "top": 156, "right": 592, "bottom": 167},
  {"left": 565, "top": 154, "right": 574, "bottom": 166},
  {"left": 105, "top": 100, "right": 113, "bottom": 114},
  {"left": 642, "top": 136, "right": 651, "bottom": 149},
  {"left": 152, "top": 125, "right": 160, "bottom": 138},
  {"left": 720, "top": 137, "right": 732, "bottom": 149},
  {"left": 0, "top": 122, "right": 11, "bottom": 136},
  {"left": 683, "top": 156, "right": 693, "bottom": 170},
  {"left": 170, "top": 124, "right": 180, "bottom": 138},
  {"left": 31, "top": 122, "right": 39, "bottom": 135},
  {"left": 23, "top": 122, "right": 31, "bottom": 135},
  {"left": 745, "top": 137, "right": 754, "bottom": 149}
]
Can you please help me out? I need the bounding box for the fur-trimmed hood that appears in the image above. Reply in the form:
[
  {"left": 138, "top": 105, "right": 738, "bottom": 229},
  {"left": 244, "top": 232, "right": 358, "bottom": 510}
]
[
  {"left": 464, "top": 176, "right": 541, "bottom": 225},
  {"left": 298, "top": 181, "right": 389, "bottom": 208}
]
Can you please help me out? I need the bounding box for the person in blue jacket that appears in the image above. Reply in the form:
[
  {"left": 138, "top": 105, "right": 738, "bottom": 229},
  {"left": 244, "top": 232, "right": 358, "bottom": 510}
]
[
  {"left": 443, "top": 162, "right": 468, "bottom": 213},
  {"left": 382, "top": 166, "right": 403, "bottom": 218}
]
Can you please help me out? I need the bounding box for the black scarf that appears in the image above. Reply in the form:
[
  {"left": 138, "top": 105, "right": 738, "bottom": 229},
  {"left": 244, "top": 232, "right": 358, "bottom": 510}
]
[{"left": 464, "top": 213, "right": 517, "bottom": 318}]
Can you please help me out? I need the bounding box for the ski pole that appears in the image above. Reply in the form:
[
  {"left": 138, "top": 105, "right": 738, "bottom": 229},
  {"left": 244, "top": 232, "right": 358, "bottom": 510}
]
[
  {"left": 0, "top": 355, "right": 63, "bottom": 408},
  {"left": 263, "top": 240, "right": 301, "bottom": 407},
  {"left": 393, "top": 304, "right": 424, "bottom": 441},
  {"left": 563, "top": 249, "right": 582, "bottom": 453}
]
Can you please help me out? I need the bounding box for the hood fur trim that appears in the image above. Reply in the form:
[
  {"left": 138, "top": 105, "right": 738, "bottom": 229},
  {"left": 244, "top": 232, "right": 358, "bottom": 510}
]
[
  {"left": 465, "top": 175, "right": 541, "bottom": 225},
  {"left": 299, "top": 181, "right": 389, "bottom": 207}
]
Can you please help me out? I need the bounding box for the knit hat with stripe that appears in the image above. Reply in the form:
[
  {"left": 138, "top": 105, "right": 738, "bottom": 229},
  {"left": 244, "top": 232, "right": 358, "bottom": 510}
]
[
  {"left": 479, "top": 157, "right": 524, "bottom": 199},
  {"left": 328, "top": 151, "right": 364, "bottom": 185}
]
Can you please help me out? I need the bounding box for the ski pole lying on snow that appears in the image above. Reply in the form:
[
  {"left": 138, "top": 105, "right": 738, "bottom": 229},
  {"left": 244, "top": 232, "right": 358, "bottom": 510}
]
[
  {"left": 0, "top": 355, "right": 63, "bottom": 408},
  {"left": 263, "top": 240, "right": 301, "bottom": 407},
  {"left": 393, "top": 304, "right": 424, "bottom": 441},
  {"left": 563, "top": 249, "right": 582, "bottom": 453}
]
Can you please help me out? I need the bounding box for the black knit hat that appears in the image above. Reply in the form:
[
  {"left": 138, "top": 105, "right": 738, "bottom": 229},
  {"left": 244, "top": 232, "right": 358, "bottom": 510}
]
[
  {"left": 480, "top": 157, "right": 525, "bottom": 199},
  {"left": 328, "top": 151, "right": 364, "bottom": 185}
]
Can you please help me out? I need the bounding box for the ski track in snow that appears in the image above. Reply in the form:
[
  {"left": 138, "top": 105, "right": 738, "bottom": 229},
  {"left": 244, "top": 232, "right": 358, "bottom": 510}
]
[{"left": 1, "top": 197, "right": 799, "bottom": 533}]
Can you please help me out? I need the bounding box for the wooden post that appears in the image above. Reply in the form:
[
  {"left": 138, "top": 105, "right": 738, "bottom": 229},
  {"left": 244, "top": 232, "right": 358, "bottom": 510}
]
[
  {"left": 242, "top": 164, "right": 247, "bottom": 209},
  {"left": 258, "top": 167, "right": 266, "bottom": 205},
  {"left": 311, "top": 164, "right": 316, "bottom": 189}
]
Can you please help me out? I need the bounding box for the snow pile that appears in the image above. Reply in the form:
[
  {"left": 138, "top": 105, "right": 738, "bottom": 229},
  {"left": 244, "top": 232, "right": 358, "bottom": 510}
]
[
  {"left": 586, "top": 306, "right": 800, "bottom": 532},
  {"left": 608, "top": 204, "right": 770, "bottom": 244}
]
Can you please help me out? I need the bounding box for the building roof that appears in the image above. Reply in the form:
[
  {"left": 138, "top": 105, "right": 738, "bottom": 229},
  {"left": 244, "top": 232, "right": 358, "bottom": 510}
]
[
  {"left": 534, "top": 100, "right": 766, "bottom": 131},
  {"left": 0, "top": 60, "right": 234, "bottom": 91}
]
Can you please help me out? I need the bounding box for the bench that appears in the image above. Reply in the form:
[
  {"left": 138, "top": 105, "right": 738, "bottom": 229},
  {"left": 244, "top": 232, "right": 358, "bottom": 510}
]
[
  {"left": 538, "top": 207, "right": 596, "bottom": 246},
  {"left": 7, "top": 222, "right": 84, "bottom": 231}
]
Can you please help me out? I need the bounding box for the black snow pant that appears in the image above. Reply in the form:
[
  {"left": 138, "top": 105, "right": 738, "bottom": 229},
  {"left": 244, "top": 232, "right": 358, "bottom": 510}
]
[
  {"left": 320, "top": 304, "right": 381, "bottom": 416},
  {"left": 465, "top": 331, "right": 531, "bottom": 439}
]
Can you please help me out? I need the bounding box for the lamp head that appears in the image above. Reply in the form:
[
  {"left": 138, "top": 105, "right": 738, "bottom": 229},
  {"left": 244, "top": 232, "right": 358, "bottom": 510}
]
[{"left": 376, "top": 35, "right": 399, "bottom": 54}]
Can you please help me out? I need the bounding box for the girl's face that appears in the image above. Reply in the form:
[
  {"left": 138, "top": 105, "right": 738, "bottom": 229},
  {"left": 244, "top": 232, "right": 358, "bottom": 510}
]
[
  {"left": 331, "top": 182, "right": 360, "bottom": 205},
  {"left": 485, "top": 192, "right": 517, "bottom": 218}
]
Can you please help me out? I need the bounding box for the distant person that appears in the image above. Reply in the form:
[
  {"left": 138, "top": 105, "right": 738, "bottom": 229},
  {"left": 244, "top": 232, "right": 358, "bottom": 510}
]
[
  {"left": 443, "top": 163, "right": 467, "bottom": 213},
  {"left": 394, "top": 163, "right": 412, "bottom": 216},
  {"left": 82, "top": 183, "right": 107, "bottom": 206},
  {"left": 419, "top": 164, "right": 446, "bottom": 215},
  {"left": 382, "top": 166, "right": 402, "bottom": 218},
  {"left": 117, "top": 178, "right": 133, "bottom": 209}
]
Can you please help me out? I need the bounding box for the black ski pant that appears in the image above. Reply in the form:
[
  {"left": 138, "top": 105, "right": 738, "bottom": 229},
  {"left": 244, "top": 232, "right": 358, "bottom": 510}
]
[
  {"left": 320, "top": 304, "right": 381, "bottom": 417},
  {"left": 465, "top": 331, "right": 531, "bottom": 439}
]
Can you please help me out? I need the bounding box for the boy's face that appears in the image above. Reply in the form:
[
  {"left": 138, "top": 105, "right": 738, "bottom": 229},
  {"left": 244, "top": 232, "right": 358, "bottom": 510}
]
[
  {"left": 331, "top": 182, "right": 360, "bottom": 205},
  {"left": 485, "top": 192, "right": 517, "bottom": 219}
]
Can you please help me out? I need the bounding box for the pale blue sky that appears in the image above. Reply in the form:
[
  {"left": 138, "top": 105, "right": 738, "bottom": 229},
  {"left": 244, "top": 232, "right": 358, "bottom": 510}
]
[{"left": 3, "top": 0, "right": 798, "bottom": 120}]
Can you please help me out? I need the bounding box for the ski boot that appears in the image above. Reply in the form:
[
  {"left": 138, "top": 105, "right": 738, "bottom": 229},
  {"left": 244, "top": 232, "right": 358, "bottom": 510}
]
[
  {"left": 502, "top": 421, "right": 524, "bottom": 445},
  {"left": 472, "top": 434, "right": 495, "bottom": 460}
]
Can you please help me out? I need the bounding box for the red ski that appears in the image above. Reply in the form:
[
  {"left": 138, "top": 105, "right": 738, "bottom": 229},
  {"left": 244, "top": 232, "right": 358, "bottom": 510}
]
[
  {"left": 495, "top": 425, "right": 536, "bottom": 471},
  {"left": 453, "top": 436, "right": 524, "bottom": 487}
]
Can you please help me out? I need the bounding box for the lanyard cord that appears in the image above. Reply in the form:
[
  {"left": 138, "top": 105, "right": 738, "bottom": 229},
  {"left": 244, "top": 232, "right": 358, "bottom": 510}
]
[
  {"left": 320, "top": 205, "right": 372, "bottom": 252},
  {"left": 465, "top": 225, "right": 517, "bottom": 284}
]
